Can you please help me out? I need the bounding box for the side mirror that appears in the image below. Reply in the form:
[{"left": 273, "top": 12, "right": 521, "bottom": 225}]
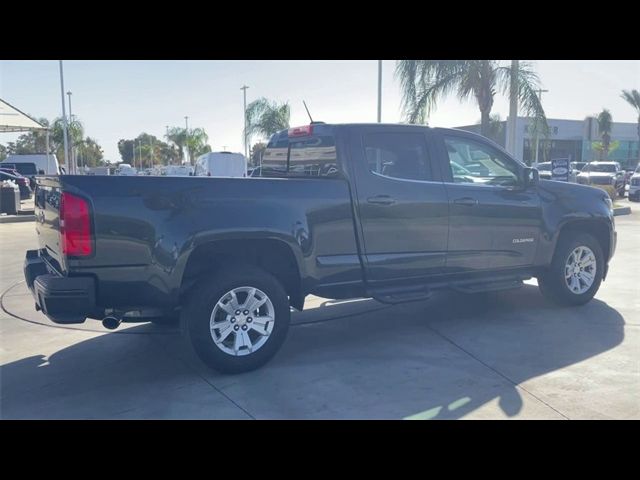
[
  {"left": 38, "top": 170, "right": 45, "bottom": 175},
  {"left": 523, "top": 167, "right": 539, "bottom": 187}
]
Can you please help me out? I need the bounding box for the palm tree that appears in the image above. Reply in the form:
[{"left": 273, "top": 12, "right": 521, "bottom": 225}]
[
  {"left": 621, "top": 89, "right": 640, "bottom": 162},
  {"left": 245, "top": 98, "right": 290, "bottom": 143},
  {"left": 396, "top": 60, "right": 547, "bottom": 138},
  {"left": 51, "top": 116, "right": 84, "bottom": 166},
  {"left": 476, "top": 113, "right": 505, "bottom": 144},
  {"left": 596, "top": 109, "right": 613, "bottom": 160},
  {"left": 185, "top": 127, "right": 210, "bottom": 163},
  {"left": 166, "top": 127, "right": 188, "bottom": 164}
]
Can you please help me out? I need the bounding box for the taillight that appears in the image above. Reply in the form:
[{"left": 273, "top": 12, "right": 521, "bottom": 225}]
[
  {"left": 288, "top": 125, "right": 313, "bottom": 137},
  {"left": 60, "top": 192, "right": 92, "bottom": 257}
]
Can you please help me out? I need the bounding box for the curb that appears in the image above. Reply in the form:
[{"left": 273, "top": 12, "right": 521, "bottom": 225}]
[
  {"left": 613, "top": 206, "right": 631, "bottom": 216},
  {"left": 0, "top": 215, "right": 35, "bottom": 223}
]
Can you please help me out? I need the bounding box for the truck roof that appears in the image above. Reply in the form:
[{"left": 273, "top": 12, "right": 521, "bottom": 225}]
[{"left": 268, "top": 123, "right": 500, "bottom": 152}]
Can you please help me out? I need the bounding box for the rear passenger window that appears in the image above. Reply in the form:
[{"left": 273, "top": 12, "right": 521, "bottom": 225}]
[
  {"left": 289, "top": 136, "right": 338, "bottom": 177},
  {"left": 261, "top": 134, "right": 338, "bottom": 177},
  {"left": 364, "top": 133, "right": 431, "bottom": 181}
]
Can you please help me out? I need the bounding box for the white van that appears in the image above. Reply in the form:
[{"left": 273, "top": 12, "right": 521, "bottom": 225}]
[
  {"left": 2, "top": 154, "right": 61, "bottom": 175},
  {"left": 194, "top": 152, "right": 247, "bottom": 178}
]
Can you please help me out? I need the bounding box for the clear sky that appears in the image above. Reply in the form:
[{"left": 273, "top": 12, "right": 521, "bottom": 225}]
[{"left": 1, "top": 60, "right": 639, "bottom": 161}]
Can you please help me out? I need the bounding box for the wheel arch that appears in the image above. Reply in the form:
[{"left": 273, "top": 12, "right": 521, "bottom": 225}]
[
  {"left": 552, "top": 219, "right": 612, "bottom": 266},
  {"left": 178, "top": 237, "right": 305, "bottom": 310}
]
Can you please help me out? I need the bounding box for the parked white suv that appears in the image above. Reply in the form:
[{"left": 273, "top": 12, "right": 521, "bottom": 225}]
[{"left": 629, "top": 165, "right": 640, "bottom": 202}]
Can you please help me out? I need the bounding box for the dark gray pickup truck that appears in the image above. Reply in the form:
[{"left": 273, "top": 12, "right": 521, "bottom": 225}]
[{"left": 25, "top": 123, "right": 617, "bottom": 372}]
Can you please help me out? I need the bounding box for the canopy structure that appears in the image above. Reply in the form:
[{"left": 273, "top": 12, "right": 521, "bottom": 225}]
[
  {"left": 0, "top": 98, "right": 47, "bottom": 132},
  {"left": 1, "top": 98, "right": 55, "bottom": 173}
]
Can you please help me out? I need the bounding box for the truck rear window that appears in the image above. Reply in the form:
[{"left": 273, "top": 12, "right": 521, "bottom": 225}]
[
  {"left": 8, "top": 163, "right": 38, "bottom": 175},
  {"left": 260, "top": 134, "right": 338, "bottom": 177}
]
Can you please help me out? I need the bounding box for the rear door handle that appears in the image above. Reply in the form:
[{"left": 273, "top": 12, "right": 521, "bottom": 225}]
[
  {"left": 453, "top": 197, "right": 478, "bottom": 206},
  {"left": 367, "top": 195, "right": 396, "bottom": 205}
]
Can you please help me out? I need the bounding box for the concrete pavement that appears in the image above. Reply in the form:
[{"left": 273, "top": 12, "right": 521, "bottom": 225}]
[{"left": 1, "top": 211, "right": 638, "bottom": 419}]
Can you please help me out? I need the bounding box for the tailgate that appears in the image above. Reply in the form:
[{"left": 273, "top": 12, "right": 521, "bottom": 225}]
[{"left": 34, "top": 176, "right": 66, "bottom": 274}]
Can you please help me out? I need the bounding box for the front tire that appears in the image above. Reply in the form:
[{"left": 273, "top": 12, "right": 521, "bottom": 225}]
[
  {"left": 182, "top": 265, "right": 291, "bottom": 374},
  {"left": 538, "top": 232, "right": 604, "bottom": 306}
]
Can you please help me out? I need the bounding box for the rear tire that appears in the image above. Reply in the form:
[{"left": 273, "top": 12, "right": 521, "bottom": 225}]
[
  {"left": 538, "top": 232, "right": 604, "bottom": 306},
  {"left": 181, "top": 265, "right": 291, "bottom": 374}
]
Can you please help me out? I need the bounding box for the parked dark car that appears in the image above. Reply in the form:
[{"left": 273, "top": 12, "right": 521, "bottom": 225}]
[
  {"left": 25, "top": 123, "right": 616, "bottom": 373},
  {"left": 0, "top": 170, "right": 33, "bottom": 199}
]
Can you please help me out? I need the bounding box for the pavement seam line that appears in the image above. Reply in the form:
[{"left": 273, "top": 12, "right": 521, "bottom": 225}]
[
  {"left": 424, "top": 323, "right": 571, "bottom": 420},
  {"left": 147, "top": 336, "right": 257, "bottom": 420}
]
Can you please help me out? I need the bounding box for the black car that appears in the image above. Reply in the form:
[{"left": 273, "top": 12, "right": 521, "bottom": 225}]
[{"left": 0, "top": 170, "right": 33, "bottom": 199}]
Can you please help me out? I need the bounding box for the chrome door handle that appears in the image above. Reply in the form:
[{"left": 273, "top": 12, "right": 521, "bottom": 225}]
[
  {"left": 453, "top": 197, "right": 478, "bottom": 206},
  {"left": 367, "top": 195, "right": 396, "bottom": 205}
]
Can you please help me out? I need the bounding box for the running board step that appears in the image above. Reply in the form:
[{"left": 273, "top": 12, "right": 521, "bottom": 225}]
[
  {"left": 370, "top": 286, "right": 432, "bottom": 304},
  {"left": 452, "top": 278, "right": 524, "bottom": 294}
]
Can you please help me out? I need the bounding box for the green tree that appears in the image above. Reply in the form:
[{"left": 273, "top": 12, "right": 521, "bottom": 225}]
[
  {"left": 76, "top": 137, "right": 104, "bottom": 168},
  {"left": 5, "top": 117, "right": 51, "bottom": 154},
  {"left": 119, "top": 134, "right": 180, "bottom": 167},
  {"left": 621, "top": 89, "right": 640, "bottom": 163},
  {"left": 592, "top": 140, "right": 620, "bottom": 160},
  {"left": 396, "top": 60, "right": 547, "bottom": 138},
  {"left": 596, "top": 109, "right": 613, "bottom": 160},
  {"left": 250, "top": 142, "right": 267, "bottom": 167},
  {"left": 245, "top": 98, "right": 290, "bottom": 144},
  {"left": 117, "top": 139, "right": 135, "bottom": 164}
]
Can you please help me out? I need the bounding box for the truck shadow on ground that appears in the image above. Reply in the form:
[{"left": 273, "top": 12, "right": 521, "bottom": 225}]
[{"left": 0, "top": 285, "right": 626, "bottom": 419}]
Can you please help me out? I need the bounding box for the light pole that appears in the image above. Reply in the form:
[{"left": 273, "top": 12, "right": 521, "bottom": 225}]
[
  {"left": 59, "top": 61, "right": 70, "bottom": 174},
  {"left": 165, "top": 125, "right": 170, "bottom": 165},
  {"left": 67, "top": 90, "right": 74, "bottom": 173},
  {"left": 184, "top": 116, "right": 189, "bottom": 165},
  {"left": 241, "top": 85, "right": 249, "bottom": 159},
  {"left": 149, "top": 137, "right": 153, "bottom": 168},
  {"left": 506, "top": 60, "right": 519, "bottom": 157},
  {"left": 533, "top": 89, "right": 549, "bottom": 168},
  {"left": 377, "top": 60, "right": 382, "bottom": 123}
]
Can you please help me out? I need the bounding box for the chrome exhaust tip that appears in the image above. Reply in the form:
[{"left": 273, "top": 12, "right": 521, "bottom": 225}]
[{"left": 102, "top": 314, "right": 123, "bottom": 330}]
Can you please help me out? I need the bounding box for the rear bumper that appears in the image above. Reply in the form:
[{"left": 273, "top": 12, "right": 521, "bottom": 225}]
[{"left": 24, "top": 249, "right": 97, "bottom": 324}]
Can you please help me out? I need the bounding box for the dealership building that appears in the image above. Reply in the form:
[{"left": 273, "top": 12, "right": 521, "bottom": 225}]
[{"left": 456, "top": 116, "right": 640, "bottom": 169}]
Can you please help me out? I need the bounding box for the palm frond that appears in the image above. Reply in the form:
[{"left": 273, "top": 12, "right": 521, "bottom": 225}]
[
  {"left": 621, "top": 89, "right": 640, "bottom": 112},
  {"left": 396, "top": 60, "right": 469, "bottom": 123},
  {"left": 245, "top": 98, "right": 290, "bottom": 142},
  {"left": 496, "top": 61, "right": 549, "bottom": 135}
]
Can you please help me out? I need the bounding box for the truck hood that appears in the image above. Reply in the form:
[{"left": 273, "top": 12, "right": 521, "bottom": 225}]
[
  {"left": 578, "top": 172, "right": 616, "bottom": 178},
  {"left": 538, "top": 178, "right": 610, "bottom": 199}
]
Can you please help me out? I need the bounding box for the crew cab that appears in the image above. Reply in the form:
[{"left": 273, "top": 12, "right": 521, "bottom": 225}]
[{"left": 24, "top": 123, "right": 617, "bottom": 373}]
